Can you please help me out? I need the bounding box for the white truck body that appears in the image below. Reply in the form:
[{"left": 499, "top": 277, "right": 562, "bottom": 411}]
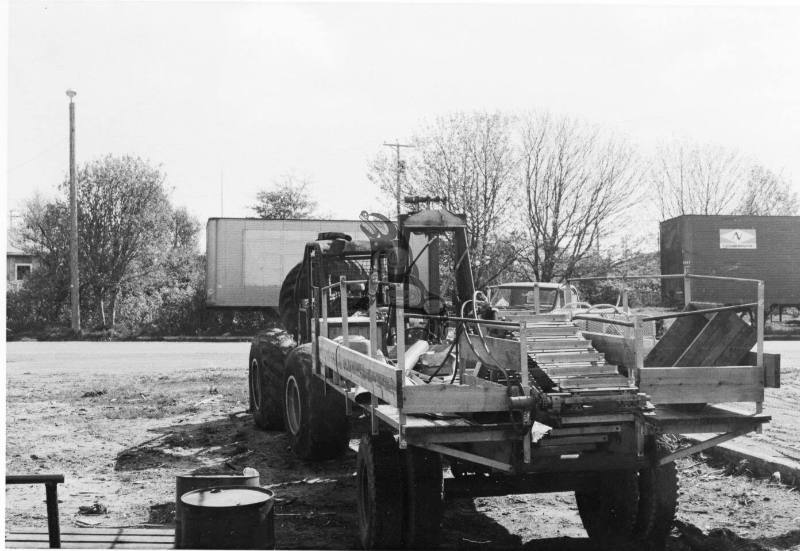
[{"left": 205, "top": 218, "right": 364, "bottom": 308}]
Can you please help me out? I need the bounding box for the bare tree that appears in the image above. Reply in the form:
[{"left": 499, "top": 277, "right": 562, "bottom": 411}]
[
  {"left": 737, "top": 165, "right": 798, "bottom": 216},
  {"left": 369, "top": 111, "right": 520, "bottom": 288},
  {"left": 518, "top": 113, "right": 641, "bottom": 282},
  {"left": 650, "top": 141, "right": 749, "bottom": 219},
  {"left": 251, "top": 174, "right": 317, "bottom": 219}
]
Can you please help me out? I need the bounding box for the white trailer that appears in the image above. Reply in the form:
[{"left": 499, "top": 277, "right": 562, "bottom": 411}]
[{"left": 205, "top": 218, "right": 365, "bottom": 308}]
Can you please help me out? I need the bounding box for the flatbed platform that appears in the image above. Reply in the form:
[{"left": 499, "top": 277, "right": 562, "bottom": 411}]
[{"left": 646, "top": 404, "right": 771, "bottom": 434}]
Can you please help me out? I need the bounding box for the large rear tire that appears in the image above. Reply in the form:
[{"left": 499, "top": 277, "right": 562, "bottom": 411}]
[
  {"left": 356, "top": 433, "right": 404, "bottom": 550},
  {"left": 249, "top": 329, "right": 295, "bottom": 430},
  {"left": 283, "top": 344, "right": 349, "bottom": 460},
  {"left": 403, "top": 446, "right": 443, "bottom": 549},
  {"left": 576, "top": 470, "right": 640, "bottom": 550},
  {"left": 635, "top": 439, "right": 679, "bottom": 550}
]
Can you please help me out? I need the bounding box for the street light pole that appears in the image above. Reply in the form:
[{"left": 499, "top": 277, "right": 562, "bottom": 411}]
[{"left": 67, "top": 89, "right": 80, "bottom": 334}]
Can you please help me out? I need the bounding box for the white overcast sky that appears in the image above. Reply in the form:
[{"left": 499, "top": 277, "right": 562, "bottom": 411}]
[{"left": 6, "top": 2, "right": 800, "bottom": 241}]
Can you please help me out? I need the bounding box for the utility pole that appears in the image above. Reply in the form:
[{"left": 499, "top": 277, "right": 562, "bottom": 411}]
[
  {"left": 66, "top": 89, "right": 80, "bottom": 334},
  {"left": 383, "top": 140, "right": 413, "bottom": 221}
]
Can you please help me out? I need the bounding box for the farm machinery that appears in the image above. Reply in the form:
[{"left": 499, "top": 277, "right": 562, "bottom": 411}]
[{"left": 248, "top": 200, "right": 780, "bottom": 550}]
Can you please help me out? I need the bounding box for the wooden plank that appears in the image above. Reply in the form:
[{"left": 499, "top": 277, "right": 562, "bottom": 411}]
[
  {"left": 674, "top": 310, "right": 756, "bottom": 367},
  {"left": 528, "top": 339, "right": 590, "bottom": 351},
  {"left": 538, "top": 434, "right": 608, "bottom": 446},
  {"left": 644, "top": 313, "right": 708, "bottom": 367},
  {"left": 318, "top": 337, "right": 401, "bottom": 405},
  {"left": 534, "top": 351, "right": 605, "bottom": 364},
  {"left": 555, "top": 376, "right": 629, "bottom": 389},
  {"left": 550, "top": 425, "right": 622, "bottom": 436},
  {"left": 7, "top": 534, "right": 173, "bottom": 543},
  {"left": 402, "top": 383, "right": 510, "bottom": 414},
  {"left": 743, "top": 351, "right": 781, "bottom": 388},
  {"left": 10, "top": 528, "right": 173, "bottom": 536},
  {"left": 423, "top": 443, "right": 513, "bottom": 472},
  {"left": 527, "top": 326, "right": 580, "bottom": 336},
  {"left": 6, "top": 528, "right": 175, "bottom": 550},
  {"left": 532, "top": 444, "right": 598, "bottom": 456},
  {"left": 639, "top": 365, "right": 764, "bottom": 404},
  {"left": 645, "top": 404, "right": 771, "bottom": 434},
  {"left": 6, "top": 543, "right": 169, "bottom": 549},
  {"left": 561, "top": 413, "right": 634, "bottom": 425},
  {"left": 6, "top": 526, "right": 175, "bottom": 537},
  {"left": 498, "top": 311, "right": 569, "bottom": 323},
  {"left": 538, "top": 364, "right": 619, "bottom": 377}
]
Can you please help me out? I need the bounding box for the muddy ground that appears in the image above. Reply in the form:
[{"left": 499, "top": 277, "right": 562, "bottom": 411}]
[{"left": 5, "top": 341, "right": 800, "bottom": 550}]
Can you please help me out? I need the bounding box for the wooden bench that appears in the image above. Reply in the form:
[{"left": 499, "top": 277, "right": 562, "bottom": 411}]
[{"left": 6, "top": 527, "right": 174, "bottom": 549}]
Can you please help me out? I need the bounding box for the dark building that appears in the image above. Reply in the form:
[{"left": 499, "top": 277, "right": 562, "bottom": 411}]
[{"left": 660, "top": 215, "right": 800, "bottom": 310}]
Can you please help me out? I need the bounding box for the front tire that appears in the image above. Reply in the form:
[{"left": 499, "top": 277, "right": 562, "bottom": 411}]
[
  {"left": 249, "top": 328, "right": 295, "bottom": 430},
  {"left": 283, "top": 344, "right": 349, "bottom": 460},
  {"left": 250, "top": 357, "right": 282, "bottom": 429}
]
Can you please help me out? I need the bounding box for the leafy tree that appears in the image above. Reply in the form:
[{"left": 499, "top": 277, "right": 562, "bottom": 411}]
[
  {"left": 15, "top": 156, "right": 199, "bottom": 330},
  {"left": 171, "top": 206, "right": 202, "bottom": 250},
  {"left": 251, "top": 175, "right": 317, "bottom": 219},
  {"left": 73, "top": 155, "right": 173, "bottom": 327}
]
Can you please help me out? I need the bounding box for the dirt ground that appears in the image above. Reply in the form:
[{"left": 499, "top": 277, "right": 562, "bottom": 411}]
[{"left": 5, "top": 341, "right": 800, "bottom": 550}]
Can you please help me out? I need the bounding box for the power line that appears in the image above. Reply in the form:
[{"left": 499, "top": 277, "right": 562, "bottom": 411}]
[{"left": 9, "top": 138, "right": 68, "bottom": 172}]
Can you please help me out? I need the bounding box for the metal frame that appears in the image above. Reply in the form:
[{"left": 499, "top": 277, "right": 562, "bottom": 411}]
[
  {"left": 308, "top": 270, "right": 772, "bottom": 478},
  {"left": 6, "top": 474, "right": 64, "bottom": 548}
]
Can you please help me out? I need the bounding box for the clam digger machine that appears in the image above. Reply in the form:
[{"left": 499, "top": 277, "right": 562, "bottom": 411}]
[{"left": 247, "top": 202, "right": 780, "bottom": 550}]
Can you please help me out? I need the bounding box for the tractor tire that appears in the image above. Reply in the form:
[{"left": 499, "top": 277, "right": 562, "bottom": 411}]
[
  {"left": 279, "top": 262, "right": 306, "bottom": 334},
  {"left": 576, "top": 470, "right": 640, "bottom": 550},
  {"left": 635, "top": 439, "right": 679, "bottom": 550},
  {"left": 402, "top": 446, "right": 444, "bottom": 549},
  {"left": 249, "top": 328, "right": 296, "bottom": 430},
  {"left": 283, "top": 344, "right": 349, "bottom": 460},
  {"left": 356, "top": 432, "right": 404, "bottom": 550}
]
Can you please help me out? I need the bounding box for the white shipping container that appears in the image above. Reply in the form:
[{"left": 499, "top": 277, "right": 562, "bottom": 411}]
[{"left": 206, "top": 218, "right": 366, "bottom": 308}]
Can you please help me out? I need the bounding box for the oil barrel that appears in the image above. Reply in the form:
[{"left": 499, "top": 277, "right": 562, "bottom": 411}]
[
  {"left": 180, "top": 486, "right": 275, "bottom": 549},
  {"left": 175, "top": 474, "right": 260, "bottom": 548}
]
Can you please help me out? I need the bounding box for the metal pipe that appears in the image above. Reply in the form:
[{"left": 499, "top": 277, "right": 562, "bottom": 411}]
[
  {"left": 641, "top": 303, "right": 758, "bottom": 322},
  {"left": 571, "top": 314, "right": 635, "bottom": 328},
  {"left": 567, "top": 274, "right": 686, "bottom": 282},
  {"left": 403, "top": 312, "right": 521, "bottom": 329},
  {"left": 685, "top": 273, "right": 764, "bottom": 284}
]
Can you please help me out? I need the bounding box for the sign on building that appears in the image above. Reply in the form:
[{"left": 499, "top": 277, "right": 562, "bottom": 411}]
[{"left": 719, "top": 229, "right": 757, "bottom": 249}]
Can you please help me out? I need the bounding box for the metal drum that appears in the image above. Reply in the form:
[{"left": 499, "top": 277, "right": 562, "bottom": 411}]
[
  {"left": 180, "top": 486, "right": 275, "bottom": 550},
  {"left": 175, "top": 474, "right": 260, "bottom": 548}
]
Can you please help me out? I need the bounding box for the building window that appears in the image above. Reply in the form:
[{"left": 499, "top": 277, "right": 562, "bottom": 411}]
[{"left": 15, "top": 264, "right": 32, "bottom": 281}]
